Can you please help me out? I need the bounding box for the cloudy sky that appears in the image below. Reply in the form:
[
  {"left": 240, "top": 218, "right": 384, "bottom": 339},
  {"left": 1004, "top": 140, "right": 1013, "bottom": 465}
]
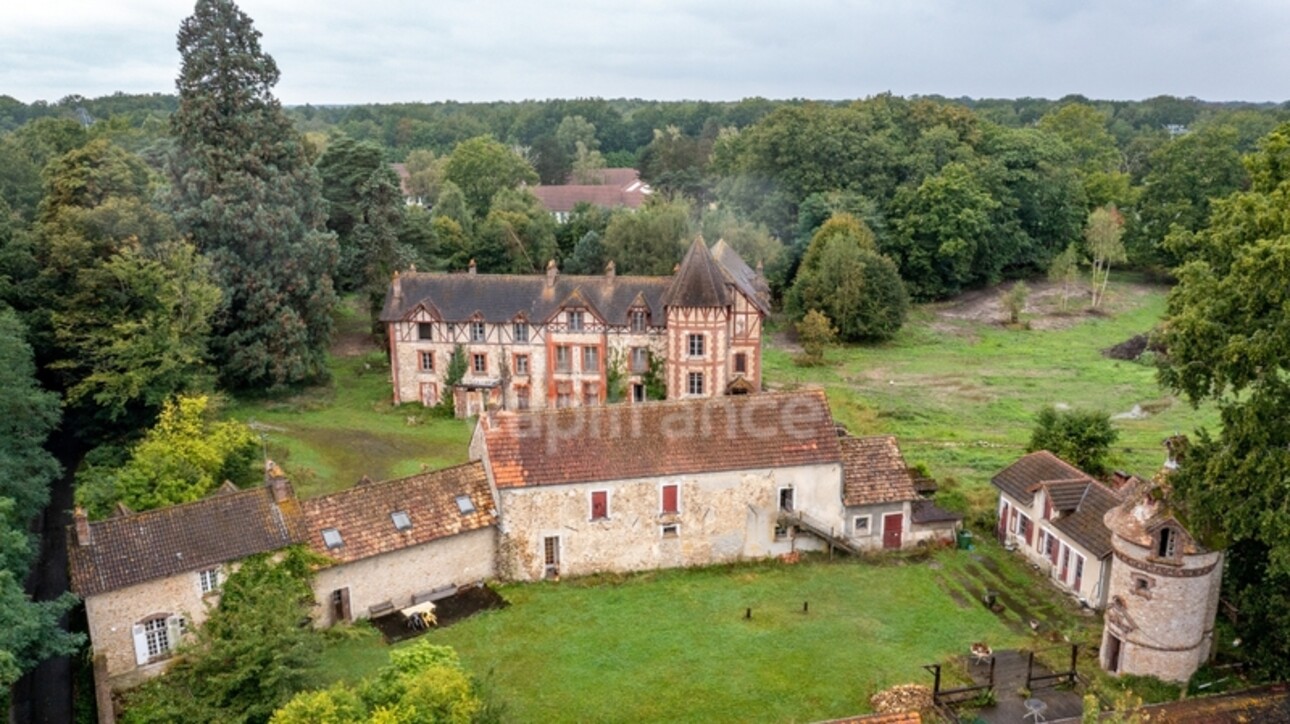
[{"left": 2, "top": 0, "right": 1288, "bottom": 105}]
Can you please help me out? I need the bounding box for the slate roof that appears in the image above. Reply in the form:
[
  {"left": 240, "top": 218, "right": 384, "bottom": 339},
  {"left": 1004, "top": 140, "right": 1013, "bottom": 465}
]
[
  {"left": 912, "top": 499, "right": 963, "bottom": 524},
  {"left": 301, "top": 462, "right": 496, "bottom": 564},
  {"left": 991, "top": 450, "right": 1091, "bottom": 505},
  {"left": 381, "top": 271, "right": 671, "bottom": 325},
  {"left": 68, "top": 486, "right": 303, "bottom": 597},
  {"left": 483, "top": 390, "right": 840, "bottom": 489},
  {"left": 839, "top": 435, "right": 920, "bottom": 507},
  {"left": 710, "top": 239, "right": 772, "bottom": 314},
  {"left": 662, "top": 237, "right": 730, "bottom": 309}
]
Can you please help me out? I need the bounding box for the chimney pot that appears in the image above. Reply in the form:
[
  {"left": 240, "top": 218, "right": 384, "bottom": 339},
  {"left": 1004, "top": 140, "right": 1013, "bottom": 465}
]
[
  {"left": 468, "top": 259, "right": 477, "bottom": 275},
  {"left": 546, "top": 259, "right": 558, "bottom": 287},
  {"left": 74, "top": 507, "right": 92, "bottom": 546},
  {"left": 605, "top": 260, "right": 615, "bottom": 279}
]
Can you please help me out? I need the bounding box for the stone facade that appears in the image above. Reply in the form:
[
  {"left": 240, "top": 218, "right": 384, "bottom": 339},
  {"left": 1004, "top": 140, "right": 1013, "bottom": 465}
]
[
  {"left": 495, "top": 464, "right": 839, "bottom": 582},
  {"left": 1100, "top": 484, "right": 1224, "bottom": 683},
  {"left": 311, "top": 527, "right": 496, "bottom": 625}
]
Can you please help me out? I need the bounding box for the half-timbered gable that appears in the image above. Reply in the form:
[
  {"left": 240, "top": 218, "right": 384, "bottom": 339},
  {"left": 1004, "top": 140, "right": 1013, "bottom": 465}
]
[{"left": 381, "top": 238, "right": 766, "bottom": 414}]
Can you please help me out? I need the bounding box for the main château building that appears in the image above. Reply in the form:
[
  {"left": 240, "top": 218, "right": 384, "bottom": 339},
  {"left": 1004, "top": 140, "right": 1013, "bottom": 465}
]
[{"left": 380, "top": 238, "right": 770, "bottom": 413}]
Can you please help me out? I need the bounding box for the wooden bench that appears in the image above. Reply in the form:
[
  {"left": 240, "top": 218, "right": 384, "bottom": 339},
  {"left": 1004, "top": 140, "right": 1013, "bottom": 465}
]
[
  {"left": 368, "top": 600, "right": 396, "bottom": 617},
  {"left": 412, "top": 584, "right": 458, "bottom": 606}
]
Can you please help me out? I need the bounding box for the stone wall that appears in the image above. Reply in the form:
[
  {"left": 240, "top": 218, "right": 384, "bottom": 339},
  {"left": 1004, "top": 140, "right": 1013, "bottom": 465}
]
[
  {"left": 310, "top": 527, "right": 496, "bottom": 624},
  {"left": 497, "top": 464, "right": 837, "bottom": 581},
  {"left": 1103, "top": 534, "right": 1223, "bottom": 683}
]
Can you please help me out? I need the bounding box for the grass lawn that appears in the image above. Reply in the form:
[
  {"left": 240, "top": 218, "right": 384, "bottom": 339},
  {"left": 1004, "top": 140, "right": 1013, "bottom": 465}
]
[
  {"left": 224, "top": 298, "right": 474, "bottom": 498},
  {"left": 765, "top": 277, "right": 1218, "bottom": 509},
  {"left": 311, "top": 544, "right": 1117, "bottom": 723}
]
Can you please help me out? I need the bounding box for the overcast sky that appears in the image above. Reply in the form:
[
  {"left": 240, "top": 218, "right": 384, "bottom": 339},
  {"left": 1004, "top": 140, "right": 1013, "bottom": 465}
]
[{"left": 2, "top": 0, "right": 1288, "bottom": 106}]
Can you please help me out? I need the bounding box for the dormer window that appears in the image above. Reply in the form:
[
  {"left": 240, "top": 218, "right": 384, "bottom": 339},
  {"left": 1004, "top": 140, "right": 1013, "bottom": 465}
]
[
  {"left": 322, "top": 528, "right": 344, "bottom": 549},
  {"left": 1156, "top": 527, "right": 1176, "bottom": 558},
  {"left": 470, "top": 321, "right": 486, "bottom": 342},
  {"left": 391, "top": 511, "right": 412, "bottom": 531},
  {"left": 455, "top": 495, "right": 476, "bottom": 514},
  {"left": 513, "top": 322, "right": 529, "bottom": 343},
  {"left": 630, "top": 309, "right": 647, "bottom": 332},
  {"left": 568, "top": 310, "right": 585, "bottom": 331}
]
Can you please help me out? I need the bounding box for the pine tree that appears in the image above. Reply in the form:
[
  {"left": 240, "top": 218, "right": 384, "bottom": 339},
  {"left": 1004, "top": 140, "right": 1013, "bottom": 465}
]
[{"left": 168, "top": 0, "right": 338, "bottom": 389}]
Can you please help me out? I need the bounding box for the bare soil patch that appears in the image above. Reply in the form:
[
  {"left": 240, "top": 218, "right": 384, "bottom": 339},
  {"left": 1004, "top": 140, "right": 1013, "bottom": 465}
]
[{"left": 927, "top": 279, "right": 1160, "bottom": 335}]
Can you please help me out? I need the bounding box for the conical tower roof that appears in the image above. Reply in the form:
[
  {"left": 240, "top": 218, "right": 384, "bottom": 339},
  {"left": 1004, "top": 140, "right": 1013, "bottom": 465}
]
[{"left": 663, "top": 237, "right": 729, "bottom": 308}]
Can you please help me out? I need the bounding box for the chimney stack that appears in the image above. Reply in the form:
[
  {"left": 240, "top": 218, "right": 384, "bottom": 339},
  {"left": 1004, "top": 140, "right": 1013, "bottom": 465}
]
[
  {"left": 468, "top": 259, "right": 477, "bottom": 275},
  {"left": 605, "top": 260, "right": 615, "bottom": 280},
  {"left": 74, "top": 507, "right": 92, "bottom": 546},
  {"left": 392, "top": 270, "right": 402, "bottom": 301},
  {"left": 546, "top": 259, "right": 558, "bottom": 287}
]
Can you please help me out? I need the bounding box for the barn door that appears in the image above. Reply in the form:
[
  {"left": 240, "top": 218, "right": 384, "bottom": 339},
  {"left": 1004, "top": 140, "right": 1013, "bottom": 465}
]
[
  {"left": 331, "top": 587, "right": 352, "bottom": 624},
  {"left": 882, "top": 513, "right": 903, "bottom": 550}
]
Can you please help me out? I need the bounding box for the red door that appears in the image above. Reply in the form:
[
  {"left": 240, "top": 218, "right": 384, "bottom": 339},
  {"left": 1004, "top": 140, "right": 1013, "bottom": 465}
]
[{"left": 882, "top": 513, "right": 903, "bottom": 550}]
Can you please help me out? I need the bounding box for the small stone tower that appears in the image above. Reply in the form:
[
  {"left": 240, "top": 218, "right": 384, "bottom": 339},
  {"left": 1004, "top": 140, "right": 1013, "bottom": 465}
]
[{"left": 1100, "top": 476, "right": 1223, "bottom": 683}]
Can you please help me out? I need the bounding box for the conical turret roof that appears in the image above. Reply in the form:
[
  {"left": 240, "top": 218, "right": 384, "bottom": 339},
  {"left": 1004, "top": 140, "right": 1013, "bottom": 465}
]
[{"left": 663, "top": 237, "right": 729, "bottom": 308}]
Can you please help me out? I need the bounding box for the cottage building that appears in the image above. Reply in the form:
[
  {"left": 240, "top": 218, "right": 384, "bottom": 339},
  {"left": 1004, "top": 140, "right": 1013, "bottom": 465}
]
[
  {"left": 528, "top": 168, "right": 650, "bottom": 223},
  {"left": 301, "top": 462, "right": 498, "bottom": 625},
  {"left": 380, "top": 237, "right": 768, "bottom": 414},
  {"left": 1100, "top": 478, "right": 1223, "bottom": 683},
  {"left": 67, "top": 479, "right": 303, "bottom": 693},
  {"left": 991, "top": 451, "right": 1126, "bottom": 609}
]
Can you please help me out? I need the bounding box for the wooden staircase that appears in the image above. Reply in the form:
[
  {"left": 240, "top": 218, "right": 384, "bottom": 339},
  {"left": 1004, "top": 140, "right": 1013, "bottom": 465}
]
[{"left": 778, "top": 509, "right": 862, "bottom": 556}]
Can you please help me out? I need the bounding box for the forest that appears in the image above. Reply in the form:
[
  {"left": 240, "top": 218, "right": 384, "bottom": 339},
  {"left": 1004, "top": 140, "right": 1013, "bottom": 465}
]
[{"left": 4, "top": 0, "right": 1290, "bottom": 718}]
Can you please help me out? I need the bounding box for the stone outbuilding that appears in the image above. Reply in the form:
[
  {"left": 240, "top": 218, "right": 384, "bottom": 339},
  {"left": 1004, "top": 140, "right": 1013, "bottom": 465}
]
[{"left": 1100, "top": 478, "right": 1223, "bottom": 683}]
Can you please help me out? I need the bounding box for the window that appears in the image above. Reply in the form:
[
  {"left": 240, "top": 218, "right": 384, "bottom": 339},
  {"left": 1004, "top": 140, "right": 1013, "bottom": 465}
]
[
  {"left": 687, "top": 371, "right": 704, "bottom": 396},
  {"left": 687, "top": 333, "right": 705, "bottom": 358},
  {"left": 632, "top": 383, "right": 645, "bottom": 403},
  {"left": 778, "top": 487, "right": 794, "bottom": 512},
  {"left": 417, "top": 322, "right": 433, "bottom": 341},
  {"left": 472, "top": 353, "right": 487, "bottom": 374},
  {"left": 662, "top": 484, "right": 679, "bottom": 514},
  {"left": 455, "top": 495, "right": 476, "bottom": 514},
  {"left": 582, "top": 346, "right": 599, "bottom": 372},
  {"left": 1074, "top": 554, "right": 1085, "bottom": 589},
  {"left": 557, "top": 392, "right": 572, "bottom": 408},
  {"left": 1157, "top": 527, "right": 1176, "bottom": 558},
  {"left": 322, "top": 528, "right": 343, "bottom": 549},
  {"left": 134, "top": 615, "right": 184, "bottom": 665},
  {"left": 734, "top": 352, "right": 747, "bottom": 374},
  {"left": 198, "top": 568, "right": 220, "bottom": 594},
  {"left": 391, "top": 510, "right": 412, "bottom": 531},
  {"left": 630, "top": 309, "right": 647, "bottom": 332},
  {"left": 515, "top": 385, "right": 530, "bottom": 410},
  {"left": 853, "top": 516, "right": 872, "bottom": 536},
  {"left": 514, "top": 354, "right": 530, "bottom": 375},
  {"left": 583, "top": 382, "right": 599, "bottom": 406},
  {"left": 661, "top": 524, "right": 679, "bottom": 538},
  {"left": 555, "top": 345, "right": 572, "bottom": 373},
  {"left": 1045, "top": 531, "right": 1058, "bottom": 563},
  {"left": 470, "top": 321, "right": 486, "bottom": 342},
  {"left": 543, "top": 536, "right": 560, "bottom": 578},
  {"left": 446, "top": 322, "right": 456, "bottom": 339},
  {"left": 774, "top": 523, "right": 790, "bottom": 540},
  {"left": 420, "top": 351, "right": 434, "bottom": 372},
  {"left": 590, "top": 491, "right": 609, "bottom": 520},
  {"left": 568, "top": 310, "right": 585, "bottom": 331},
  {"left": 630, "top": 347, "right": 649, "bottom": 373},
  {"left": 513, "top": 322, "right": 529, "bottom": 343}
]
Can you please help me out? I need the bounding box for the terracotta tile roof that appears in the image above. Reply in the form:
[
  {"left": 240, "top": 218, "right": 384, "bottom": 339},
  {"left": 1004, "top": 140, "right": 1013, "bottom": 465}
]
[
  {"left": 662, "top": 237, "right": 730, "bottom": 309},
  {"left": 301, "top": 462, "right": 496, "bottom": 564},
  {"left": 911, "top": 499, "right": 963, "bottom": 524},
  {"left": 1130, "top": 682, "right": 1290, "bottom": 722},
  {"left": 67, "top": 485, "right": 303, "bottom": 597},
  {"left": 1049, "top": 480, "right": 1124, "bottom": 558},
  {"left": 840, "top": 435, "right": 919, "bottom": 507},
  {"left": 1043, "top": 478, "right": 1094, "bottom": 511},
  {"left": 991, "top": 450, "right": 1091, "bottom": 505},
  {"left": 483, "top": 390, "right": 841, "bottom": 489},
  {"left": 817, "top": 712, "right": 921, "bottom": 723},
  {"left": 528, "top": 184, "right": 648, "bottom": 213}
]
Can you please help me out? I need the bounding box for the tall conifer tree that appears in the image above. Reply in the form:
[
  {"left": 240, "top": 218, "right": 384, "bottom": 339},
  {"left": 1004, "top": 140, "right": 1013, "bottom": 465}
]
[{"left": 168, "top": 0, "right": 338, "bottom": 388}]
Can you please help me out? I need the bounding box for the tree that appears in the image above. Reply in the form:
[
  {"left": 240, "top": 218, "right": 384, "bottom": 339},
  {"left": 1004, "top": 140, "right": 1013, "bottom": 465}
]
[
  {"left": 698, "top": 207, "right": 784, "bottom": 270},
  {"left": 796, "top": 310, "right": 836, "bottom": 366},
  {"left": 0, "top": 308, "right": 61, "bottom": 529},
  {"left": 1047, "top": 243, "right": 1082, "bottom": 312},
  {"left": 75, "top": 395, "right": 259, "bottom": 519},
  {"left": 443, "top": 136, "right": 538, "bottom": 219},
  {"left": 1002, "top": 280, "right": 1029, "bottom": 325},
  {"left": 0, "top": 563, "right": 84, "bottom": 689},
  {"left": 570, "top": 141, "right": 607, "bottom": 185},
  {"left": 1026, "top": 407, "right": 1118, "bottom": 476},
  {"left": 787, "top": 213, "right": 909, "bottom": 342},
  {"left": 121, "top": 547, "right": 327, "bottom": 724},
  {"left": 1084, "top": 205, "right": 1125, "bottom": 308},
  {"left": 1156, "top": 121, "right": 1290, "bottom": 677},
  {"left": 475, "top": 188, "right": 558, "bottom": 274},
  {"left": 168, "top": 0, "right": 339, "bottom": 389},
  {"left": 436, "top": 346, "right": 467, "bottom": 417},
  {"left": 565, "top": 230, "right": 606, "bottom": 275},
  {"left": 402, "top": 149, "right": 443, "bottom": 204},
  {"left": 602, "top": 196, "right": 692, "bottom": 275}
]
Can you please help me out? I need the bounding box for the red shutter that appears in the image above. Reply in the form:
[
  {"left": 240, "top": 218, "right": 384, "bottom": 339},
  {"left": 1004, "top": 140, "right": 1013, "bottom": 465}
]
[
  {"left": 591, "top": 491, "right": 608, "bottom": 520},
  {"left": 662, "top": 485, "right": 678, "bottom": 513},
  {"left": 1023, "top": 517, "right": 1034, "bottom": 545}
]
